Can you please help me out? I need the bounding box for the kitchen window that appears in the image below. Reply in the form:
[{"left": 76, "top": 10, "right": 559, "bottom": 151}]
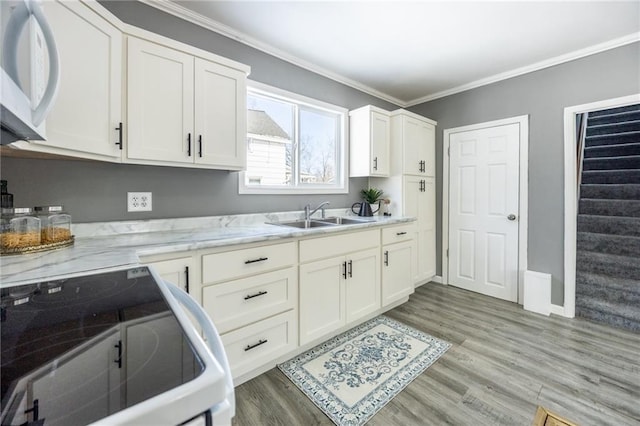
[{"left": 239, "top": 82, "right": 348, "bottom": 194}]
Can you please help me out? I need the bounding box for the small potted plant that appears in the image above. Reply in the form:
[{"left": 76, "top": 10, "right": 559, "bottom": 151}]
[{"left": 352, "top": 188, "right": 384, "bottom": 216}]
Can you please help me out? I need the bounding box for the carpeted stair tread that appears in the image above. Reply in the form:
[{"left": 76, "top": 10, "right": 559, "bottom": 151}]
[
  {"left": 588, "top": 110, "right": 640, "bottom": 126},
  {"left": 576, "top": 271, "right": 640, "bottom": 300},
  {"left": 585, "top": 131, "right": 640, "bottom": 146},
  {"left": 579, "top": 199, "right": 640, "bottom": 217},
  {"left": 577, "top": 214, "right": 640, "bottom": 236},
  {"left": 586, "top": 120, "right": 640, "bottom": 137},
  {"left": 588, "top": 104, "right": 640, "bottom": 117},
  {"left": 582, "top": 155, "right": 640, "bottom": 170},
  {"left": 584, "top": 142, "right": 640, "bottom": 158},
  {"left": 580, "top": 184, "right": 640, "bottom": 200},
  {"left": 577, "top": 232, "right": 640, "bottom": 256},
  {"left": 576, "top": 300, "right": 640, "bottom": 332},
  {"left": 576, "top": 250, "right": 640, "bottom": 280},
  {"left": 581, "top": 169, "right": 640, "bottom": 184}
]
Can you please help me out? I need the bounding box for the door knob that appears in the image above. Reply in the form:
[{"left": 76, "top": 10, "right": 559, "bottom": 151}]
[{"left": 507, "top": 214, "right": 517, "bottom": 221}]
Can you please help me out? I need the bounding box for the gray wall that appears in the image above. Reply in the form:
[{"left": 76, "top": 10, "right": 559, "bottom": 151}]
[
  {"left": 0, "top": 0, "right": 400, "bottom": 222},
  {"left": 409, "top": 42, "right": 640, "bottom": 305}
]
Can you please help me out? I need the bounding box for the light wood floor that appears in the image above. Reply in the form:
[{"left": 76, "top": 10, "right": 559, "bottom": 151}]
[{"left": 233, "top": 283, "right": 640, "bottom": 425}]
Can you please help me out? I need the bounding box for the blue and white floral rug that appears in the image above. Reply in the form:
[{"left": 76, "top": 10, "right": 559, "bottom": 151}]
[{"left": 277, "top": 316, "right": 451, "bottom": 425}]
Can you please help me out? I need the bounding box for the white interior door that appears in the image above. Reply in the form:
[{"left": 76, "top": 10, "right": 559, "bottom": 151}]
[{"left": 448, "top": 123, "right": 520, "bottom": 301}]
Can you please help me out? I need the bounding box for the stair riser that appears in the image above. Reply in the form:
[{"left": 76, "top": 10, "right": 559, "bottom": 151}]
[
  {"left": 586, "top": 121, "right": 640, "bottom": 137},
  {"left": 579, "top": 199, "right": 640, "bottom": 217},
  {"left": 588, "top": 104, "right": 640, "bottom": 117},
  {"left": 585, "top": 132, "right": 640, "bottom": 147},
  {"left": 577, "top": 215, "right": 640, "bottom": 236},
  {"left": 577, "top": 232, "right": 640, "bottom": 256},
  {"left": 582, "top": 156, "right": 640, "bottom": 171},
  {"left": 576, "top": 253, "right": 640, "bottom": 280},
  {"left": 582, "top": 170, "right": 640, "bottom": 184},
  {"left": 575, "top": 306, "right": 640, "bottom": 332},
  {"left": 584, "top": 143, "right": 640, "bottom": 158},
  {"left": 580, "top": 184, "right": 640, "bottom": 200},
  {"left": 588, "top": 110, "right": 640, "bottom": 126}
]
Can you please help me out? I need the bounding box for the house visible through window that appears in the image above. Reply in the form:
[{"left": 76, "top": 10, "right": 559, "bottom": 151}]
[{"left": 240, "top": 82, "right": 348, "bottom": 194}]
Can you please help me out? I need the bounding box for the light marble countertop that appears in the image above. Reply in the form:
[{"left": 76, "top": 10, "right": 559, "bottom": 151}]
[{"left": 1, "top": 210, "right": 415, "bottom": 286}]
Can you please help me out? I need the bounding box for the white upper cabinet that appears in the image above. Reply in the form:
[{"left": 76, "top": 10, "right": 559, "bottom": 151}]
[
  {"left": 349, "top": 105, "right": 390, "bottom": 177},
  {"left": 125, "top": 35, "right": 249, "bottom": 170},
  {"left": 194, "top": 58, "right": 246, "bottom": 169},
  {"left": 11, "top": 0, "right": 123, "bottom": 161},
  {"left": 390, "top": 109, "right": 436, "bottom": 176},
  {"left": 126, "top": 37, "right": 194, "bottom": 164}
]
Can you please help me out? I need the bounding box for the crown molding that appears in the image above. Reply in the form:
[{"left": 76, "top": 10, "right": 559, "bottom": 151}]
[
  {"left": 404, "top": 32, "right": 640, "bottom": 106},
  {"left": 139, "top": 1, "right": 639, "bottom": 109}
]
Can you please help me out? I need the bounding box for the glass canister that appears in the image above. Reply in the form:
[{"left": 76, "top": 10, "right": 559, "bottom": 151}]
[
  {"left": 0, "top": 208, "right": 41, "bottom": 251},
  {"left": 34, "top": 205, "right": 72, "bottom": 244}
]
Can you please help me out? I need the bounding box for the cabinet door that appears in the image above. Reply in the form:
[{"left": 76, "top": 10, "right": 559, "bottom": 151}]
[
  {"left": 145, "top": 256, "right": 195, "bottom": 294},
  {"left": 299, "top": 256, "right": 345, "bottom": 345},
  {"left": 127, "top": 37, "right": 194, "bottom": 163},
  {"left": 402, "top": 117, "right": 435, "bottom": 176},
  {"left": 36, "top": 0, "right": 122, "bottom": 160},
  {"left": 423, "top": 123, "right": 436, "bottom": 176},
  {"left": 421, "top": 177, "right": 436, "bottom": 279},
  {"left": 194, "top": 58, "right": 246, "bottom": 169},
  {"left": 402, "top": 116, "right": 424, "bottom": 175},
  {"left": 370, "top": 110, "right": 390, "bottom": 176},
  {"left": 382, "top": 240, "right": 416, "bottom": 305},
  {"left": 404, "top": 176, "right": 432, "bottom": 283},
  {"left": 345, "top": 247, "right": 380, "bottom": 323}
]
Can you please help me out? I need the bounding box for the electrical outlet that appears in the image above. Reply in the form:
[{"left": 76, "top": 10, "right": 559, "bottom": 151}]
[{"left": 127, "top": 192, "right": 152, "bottom": 212}]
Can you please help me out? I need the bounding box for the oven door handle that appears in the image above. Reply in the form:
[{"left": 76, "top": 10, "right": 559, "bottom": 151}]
[{"left": 166, "top": 283, "right": 235, "bottom": 417}]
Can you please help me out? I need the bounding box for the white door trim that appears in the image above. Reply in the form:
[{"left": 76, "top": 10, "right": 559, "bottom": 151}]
[
  {"left": 562, "top": 93, "right": 640, "bottom": 318},
  {"left": 442, "top": 115, "right": 529, "bottom": 304}
]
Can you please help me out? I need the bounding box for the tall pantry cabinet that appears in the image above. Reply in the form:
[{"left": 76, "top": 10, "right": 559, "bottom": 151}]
[{"left": 371, "top": 109, "right": 437, "bottom": 286}]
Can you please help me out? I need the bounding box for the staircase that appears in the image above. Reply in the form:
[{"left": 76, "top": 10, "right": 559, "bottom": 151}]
[{"left": 576, "top": 103, "right": 640, "bottom": 332}]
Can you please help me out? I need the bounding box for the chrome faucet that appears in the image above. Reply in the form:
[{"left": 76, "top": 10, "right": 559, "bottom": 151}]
[{"left": 304, "top": 201, "right": 330, "bottom": 220}]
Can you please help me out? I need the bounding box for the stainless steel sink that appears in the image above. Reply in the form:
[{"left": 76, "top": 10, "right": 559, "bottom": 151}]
[
  {"left": 268, "top": 216, "right": 375, "bottom": 229},
  {"left": 316, "top": 216, "right": 375, "bottom": 225},
  {"left": 268, "top": 219, "right": 337, "bottom": 229}
]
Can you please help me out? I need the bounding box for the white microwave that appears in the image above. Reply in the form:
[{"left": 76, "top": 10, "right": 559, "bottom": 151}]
[{"left": 0, "top": 0, "right": 59, "bottom": 144}]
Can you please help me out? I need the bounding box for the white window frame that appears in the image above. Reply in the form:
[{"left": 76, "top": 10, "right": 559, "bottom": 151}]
[{"left": 239, "top": 81, "right": 349, "bottom": 195}]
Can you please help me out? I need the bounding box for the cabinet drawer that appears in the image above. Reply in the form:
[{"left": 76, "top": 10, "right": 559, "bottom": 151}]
[
  {"left": 299, "top": 229, "right": 379, "bottom": 263},
  {"left": 202, "top": 241, "right": 296, "bottom": 284},
  {"left": 221, "top": 310, "right": 297, "bottom": 380},
  {"left": 203, "top": 267, "right": 297, "bottom": 334},
  {"left": 382, "top": 222, "right": 417, "bottom": 245}
]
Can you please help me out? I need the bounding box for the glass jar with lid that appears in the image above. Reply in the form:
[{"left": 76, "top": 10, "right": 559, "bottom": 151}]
[
  {"left": 34, "top": 205, "right": 72, "bottom": 244},
  {"left": 1, "top": 208, "right": 41, "bottom": 251}
]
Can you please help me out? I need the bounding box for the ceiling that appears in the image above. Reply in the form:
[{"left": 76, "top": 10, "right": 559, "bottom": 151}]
[{"left": 150, "top": 1, "right": 640, "bottom": 107}]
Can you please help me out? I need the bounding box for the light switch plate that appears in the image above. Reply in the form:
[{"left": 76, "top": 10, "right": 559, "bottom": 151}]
[{"left": 127, "top": 192, "right": 152, "bottom": 212}]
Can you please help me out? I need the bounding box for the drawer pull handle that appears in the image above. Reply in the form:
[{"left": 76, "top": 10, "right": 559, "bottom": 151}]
[
  {"left": 244, "top": 290, "right": 268, "bottom": 300},
  {"left": 244, "top": 339, "right": 268, "bottom": 351},
  {"left": 245, "top": 257, "right": 268, "bottom": 264},
  {"left": 348, "top": 260, "right": 353, "bottom": 278},
  {"left": 396, "top": 231, "right": 407, "bottom": 236},
  {"left": 384, "top": 250, "right": 389, "bottom": 266}
]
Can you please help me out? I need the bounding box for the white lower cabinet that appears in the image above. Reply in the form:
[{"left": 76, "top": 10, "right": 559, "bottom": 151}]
[
  {"left": 382, "top": 224, "right": 417, "bottom": 305},
  {"left": 200, "top": 241, "right": 298, "bottom": 382},
  {"left": 220, "top": 310, "right": 297, "bottom": 379},
  {"left": 140, "top": 223, "right": 417, "bottom": 384},
  {"left": 299, "top": 230, "right": 380, "bottom": 345}
]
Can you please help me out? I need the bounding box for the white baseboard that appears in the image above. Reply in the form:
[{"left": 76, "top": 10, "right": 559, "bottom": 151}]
[
  {"left": 431, "top": 275, "right": 443, "bottom": 284},
  {"left": 550, "top": 304, "right": 573, "bottom": 318}
]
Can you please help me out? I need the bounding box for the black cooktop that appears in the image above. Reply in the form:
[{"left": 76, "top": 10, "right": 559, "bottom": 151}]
[{"left": 1, "top": 267, "right": 205, "bottom": 426}]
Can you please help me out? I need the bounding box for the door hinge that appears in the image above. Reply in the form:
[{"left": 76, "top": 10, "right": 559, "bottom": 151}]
[
  {"left": 447, "top": 146, "right": 450, "bottom": 156},
  {"left": 446, "top": 249, "right": 449, "bottom": 257}
]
